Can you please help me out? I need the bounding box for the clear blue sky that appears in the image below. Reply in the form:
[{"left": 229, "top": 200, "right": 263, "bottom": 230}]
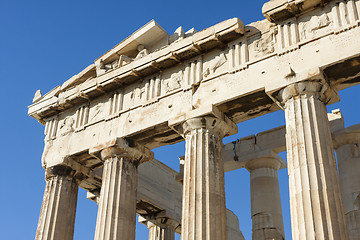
[{"left": 1, "top": 1, "right": 359, "bottom": 239}]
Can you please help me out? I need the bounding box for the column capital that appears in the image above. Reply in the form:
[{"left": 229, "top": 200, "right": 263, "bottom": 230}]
[
  {"left": 92, "top": 138, "right": 153, "bottom": 165},
  {"left": 169, "top": 105, "right": 237, "bottom": 138},
  {"left": 141, "top": 217, "right": 179, "bottom": 230},
  {"left": 45, "top": 164, "right": 75, "bottom": 180},
  {"left": 139, "top": 212, "right": 180, "bottom": 232},
  {"left": 181, "top": 116, "right": 235, "bottom": 137},
  {"left": 276, "top": 80, "right": 338, "bottom": 108},
  {"left": 244, "top": 150, "right": 286, "bottom": 172}
]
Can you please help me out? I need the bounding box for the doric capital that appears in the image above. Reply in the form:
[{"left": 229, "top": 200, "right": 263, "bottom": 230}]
[
  {"left": 45, "top": 165, "right": 75, "bottom": 180},
  {"left": 181, "top": 116, "right": 235, "bottom": 138},
  {"left": 99, "top": 138, "right": 154, "bottom": 165},
  {"left": 277, "top": 80, "right": 337, "bottom": 107},
  {"left": 244, "top": 150, "right": 286, "bottom": 172},
  {"left": 169, "top": 105, "right": 237, "bottom": 139},
  {"left": 139, "top": 212, "right": 180, "bottom": 230}
]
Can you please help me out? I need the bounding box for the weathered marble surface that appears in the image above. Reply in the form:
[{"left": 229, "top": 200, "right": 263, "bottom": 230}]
[
  {"left": 29, "top": 0, "right": 360, "bottom": 171},
  {"left": 279, "top": 81, "right": 348, "bottom": 240},
  {"left": 245, "top": 151, "right": 286, "bottom": 240},
  {"left": 29, "top": 0, "right": 360, "bottom": 239}
]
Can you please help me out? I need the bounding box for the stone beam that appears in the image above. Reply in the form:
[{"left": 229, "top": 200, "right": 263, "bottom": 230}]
[
  {"left": 223, "top": 109, "right": 344, "bottom": 172},
  {"left": 262, "top": 0, "right": 333, "bottom": 22},
  {"left": 29, "top": 1, "right": 360, "bottom": 162}
]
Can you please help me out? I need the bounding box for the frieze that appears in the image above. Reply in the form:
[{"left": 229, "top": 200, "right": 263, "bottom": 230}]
[
  {"left": 59, "top": 116, "right": 74, "bottom": 136},
  {"left": 90, "top": 102, "right": 104, "bottom": 123},
  {"left": 299, "top": 13, "right": 332, "bottom": 40},
  {"left": 228, "top": 37, "right": 249, "bottom": 70},
  {"left": 203, "top": 53, "right": 227, "bottom": 78},
  {"left": 252, "top": 29, "right": 276, "bottom": 58},
  {"left": 165, "top": 71, "right": 183, "bottom": 93},
  {"left": 45, "top": 118, "right": 58, "bottom": 140},
  {"left": 75, "top": 104, "right": 89, "bottom": 129}
]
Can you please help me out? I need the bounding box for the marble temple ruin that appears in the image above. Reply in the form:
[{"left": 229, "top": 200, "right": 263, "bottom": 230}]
[{"left": 28, "top": 0, "right": 360, "bottom": 239}]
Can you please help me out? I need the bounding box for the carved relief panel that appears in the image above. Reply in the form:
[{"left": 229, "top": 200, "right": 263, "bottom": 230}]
[
  {"left": 163, "top": 70, "right": 183, "bottom": 93},
  {"left": 202, "top": 50, "right": 228, "bottom": 79},
  {"left": 59, "top": 116, "right": 74, "bottom": 137},
  {"left": 248, "top": 28, "right": 277, "bottom": 60},
  {"left": 299, "top": 12, "right": 332, "bottom": 41}
]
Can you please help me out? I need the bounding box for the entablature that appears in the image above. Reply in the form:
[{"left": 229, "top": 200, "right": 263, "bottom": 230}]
[{"left": 29, "top": 0, "right": 360, "bottom": 172}]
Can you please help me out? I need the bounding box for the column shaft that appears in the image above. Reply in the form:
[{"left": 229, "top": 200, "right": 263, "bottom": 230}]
[
  {"left": 148, "top": 223, "right": 175, "bottom": 240},
  {"left": 336, "top": 143, "right": 360, "bottom": 240},
  {"left": 181, "top": 117, "right": 228, "bottom": 240},
  {"left": 250, "top": 167, "right": 284, "bottom": 240},
  {"left": 94, "top": 155, "right": 137, "bottom": 240},
  {"left": 35, "top": 167, "right": 78, "bottom": 240},
  {"left": 280, "top": 82, "right": 348, "bottom": 240}
]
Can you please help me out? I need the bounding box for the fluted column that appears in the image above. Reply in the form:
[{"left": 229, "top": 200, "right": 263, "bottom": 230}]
[
  {"left": 180, "top": 116, "right": 236, "bottom": 240},
  {"left": 334, "top": 129, "right": 360, "bottom": 240},
  {"left": 35, "top": 165, "right": 78, "bottom": 240},
  {"left": 245, "top": 152, "right": 285, "bottom": 240},
  {"left": 94, "top": 140, "right": 153, "bottom": 240},
  {"left": 278, "top": 81, "right": 348, "bottom": 240},
  {"left": 141, "top": 216, "right": 178, "bottom": 240}
]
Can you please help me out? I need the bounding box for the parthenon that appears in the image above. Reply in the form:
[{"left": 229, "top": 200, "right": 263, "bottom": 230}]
[{"left": 28, "top": 0, "right": 360, "bottom": 239}]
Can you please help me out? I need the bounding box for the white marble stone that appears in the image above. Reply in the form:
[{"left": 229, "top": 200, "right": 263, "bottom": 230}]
[
  {"left": 35, "top": 166, "right": 78, "bottom": 240},
  {"left": 278, "top": 81, "right": 348, "bottom": 240},
  {"left": 245, "top": 152, "right": 285, "bottom": 240},
  {"left": 179, "top": 116, "right": 237, "bottom": 240},
  {"left": 139, "top": 214, "right": 177, "bottom": 240},
  {"left": 28, "top": 1, "right": 360, "bottom": 239},
  {"left": 94, "top": 141, "right": 153, "bottom": 240},
  {"left": 333, "top": 122, "right": 360, "bottom": 240}
]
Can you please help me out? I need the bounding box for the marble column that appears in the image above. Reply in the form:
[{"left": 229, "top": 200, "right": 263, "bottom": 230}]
[
  {"left": 35, "top": 165, "right": 78, "bottom": 240},
  {"left": 94, "top": 140, "right": 153, "bottom": 240},
  {"left": 334, "top": 129, "right": 360, "bottom": 240},
  {"left": 278, "top": 81, "right": 348, "bottom": 240},
  {"left": 140, "top": 216, "right": 178, "bottom": 240},
  {"left": 180, "top": 116, "right": 236, "bottom": 240},
  {"left": 245, "top": 152, "right": 285, "bottom": 240}
]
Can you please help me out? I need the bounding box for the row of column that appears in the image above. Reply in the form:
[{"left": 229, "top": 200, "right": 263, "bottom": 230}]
[{"left": 36, "top": 80, "right": 359, "bottom": 240}]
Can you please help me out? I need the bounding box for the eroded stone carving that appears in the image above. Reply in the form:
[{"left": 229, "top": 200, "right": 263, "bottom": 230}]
[
  {"left": 253, "top": 29, "right": 276, "bottom": 57},
  {"left": 90, "top": 103, "right": 104, "bottom": 122},
  {"left": 118, "top": 55, "right": 133, "bottom": 67},
  {"left": 169, "top": 26, "right": 185, "bottom": 43},
  {"left": 300, "top": 13, "right": 331, "bottom": 39},
  {"left": 203, "top": 53, "right": 227, "bottom": 77},
  {"left": 96, "top": 59, "right": 118, "bottom": 76},
  {"left": 165, "top": 71, "right": 183, "bottom": 93},
  {"left": 33, "top": 90, "right": 42, "bottom": 103},
  {"left": 131, "top": 85, "right": 145, "bottom": 106},
  {"left": 185, "top": 27, "right": 197, "bottom": 37},
  {"left": 59, "top": 116, "right": 75, "bottom": 136},
  {"left": 96, "top": 45, "right": 149, "bottom": 76},
  {"left": 135, "top": 45, "right": 149, "bottom": 60}
]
